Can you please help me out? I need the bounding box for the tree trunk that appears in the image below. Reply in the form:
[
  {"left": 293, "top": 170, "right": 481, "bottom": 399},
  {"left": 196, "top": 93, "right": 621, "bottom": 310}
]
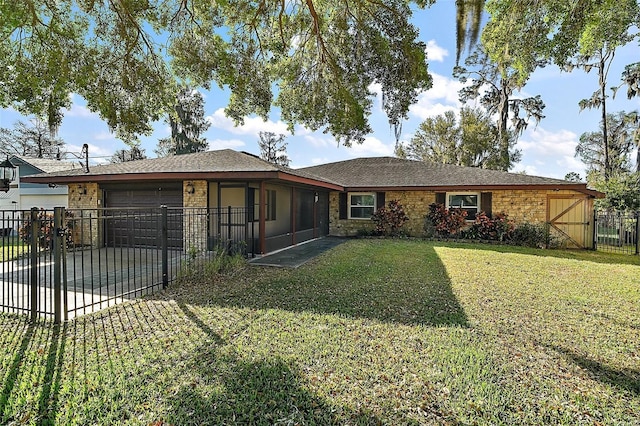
[{"left": 599, "top": 51, "right": 609, "bottom": 182}]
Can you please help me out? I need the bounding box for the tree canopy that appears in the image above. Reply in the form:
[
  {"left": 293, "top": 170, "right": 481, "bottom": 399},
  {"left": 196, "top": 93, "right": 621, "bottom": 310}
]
[
  {"left": 396, "top": 106, "right": 520, "bottom": 170},
  {"left": 258, "top": 132, "right": 290, "bottom": 167},
  {"left": 481, "top": 0, "right": 640, "bottom": 86},
  {"left": 1, "top": 0, "right": 432, "bottom": 146},
  {"left": 155, "top": 88, "right": 210, "bottom": 157},
  {"left": 0, "top": 119, "right": 64, "bottom": 158}
]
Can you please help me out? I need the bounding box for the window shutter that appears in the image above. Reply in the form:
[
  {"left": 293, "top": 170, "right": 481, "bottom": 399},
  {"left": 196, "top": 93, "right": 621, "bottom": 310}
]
[
  {"left": 339, "top": 192, "right": 348, "bottom": 219},
  {"left": 435, "top": 192, "right": 446, "bottom": 205},
  {"left": 376, "top": 192, "right": 386, "bottom": 209},
  {"left": 481, "top": 192, "right": 492, "bottom": 217}
]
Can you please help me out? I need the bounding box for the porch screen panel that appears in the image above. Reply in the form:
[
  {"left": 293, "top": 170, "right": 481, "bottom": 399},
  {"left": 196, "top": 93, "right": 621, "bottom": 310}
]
[{"left": 295, "top": 189, "right": 315, "bottom": 232}]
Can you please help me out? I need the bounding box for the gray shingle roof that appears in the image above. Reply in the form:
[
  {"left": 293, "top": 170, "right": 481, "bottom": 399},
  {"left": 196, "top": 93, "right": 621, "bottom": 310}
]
[
  {"left": 11, "top": 156, "right": 82, "bottom": 174},
  {"left": 299, "top": 157, "right": 576, "bottom": 188},
  {"left": 32, "top": 149, "right": 280, "bottom": 178}
]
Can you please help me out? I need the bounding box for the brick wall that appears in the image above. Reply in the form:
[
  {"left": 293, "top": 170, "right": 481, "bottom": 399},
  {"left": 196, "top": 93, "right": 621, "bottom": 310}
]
[
  {"left": 183, "top": 180, "right": 208, "bottom": 251},
  {"left": 329, "top": 189, "right": 587, "bottom": 237},
  {"left": 67, "top": 183, "right": 102, "bottom": 247}
]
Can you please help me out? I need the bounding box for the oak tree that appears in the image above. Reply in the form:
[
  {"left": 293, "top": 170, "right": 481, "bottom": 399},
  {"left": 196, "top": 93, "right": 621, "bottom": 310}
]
[{"left": 1, "top": 0, "right": 432, "bottom": 146}]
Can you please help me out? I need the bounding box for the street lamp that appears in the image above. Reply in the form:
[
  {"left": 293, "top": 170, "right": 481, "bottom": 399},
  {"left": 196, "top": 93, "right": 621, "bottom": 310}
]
[{"left": 0, "top": 157, "right": 16, "bottom": 192}]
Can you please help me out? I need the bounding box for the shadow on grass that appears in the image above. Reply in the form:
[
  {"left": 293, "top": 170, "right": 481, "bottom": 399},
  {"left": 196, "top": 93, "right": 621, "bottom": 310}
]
[
  {"left": 168, "top": 353, "right": 385, "bottom": 425},
  {"left": 0, "top": 315, "right": 67, "bottom": 425},
  {"left": 0, "top": 300, "right": 390, "bottom": 425},
  {"left": 168, "top": 240, "right": 469, "bottom": 327},
  {"left": 551, "top": 345, "right": 640, "bottom": 396}
]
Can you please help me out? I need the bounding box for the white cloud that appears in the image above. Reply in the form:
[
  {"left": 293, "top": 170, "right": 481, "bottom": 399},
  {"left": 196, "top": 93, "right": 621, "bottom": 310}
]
[
  {"left": 66, "top": 142, "right": 114, "bottom": 165},
  {"left": 208, "top": 138, "right": 246, "bottom": 150},
  {"left": 346, "top": 136, "right": 394, "bottom": 157},
  {"left": 93, "top": 131, "right": 116, "bottom": 141},
  {"left": 511, "top": 164, "right": 540, "bottom": 176},
  {"left": 207, "top": 108, "right": 290, "bottom": 136},
  {"left": 303, "top": 134, "right": 333, "bottom": 149},
  {"left": 64, "top": 95, "right": 99, "bottom": 119},
  {"left": 65, "top": 103, "right": 98, "bottom": 118},
  {"left": 518, "top": 127, "right": 578, "bottom": 157},
  {"left": 425, "top": 40, "right": 448, "bottom": 62},
  {"left": 517, "top": 127, "right": 586, "bottom": 178},
  {"left": 409, "top": 73, "right": 464, "bottom": 120}
]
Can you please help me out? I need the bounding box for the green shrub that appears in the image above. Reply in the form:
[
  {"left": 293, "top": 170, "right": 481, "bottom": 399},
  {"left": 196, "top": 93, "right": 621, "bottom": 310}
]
[
  {"left": 468, "top": 211, "right": 514, "bottom": 241},
  {"left": 177, "top": 245, "right": 247, "bottom": 282},
  {"left": 371, "top": 199, "right": 409, "bottom": 236},
  {"left": 426, "top": 203, "right": 467, "bottom": 237},
  {"left": 510, "top": 222, "right": 556, "bottom": 248}
]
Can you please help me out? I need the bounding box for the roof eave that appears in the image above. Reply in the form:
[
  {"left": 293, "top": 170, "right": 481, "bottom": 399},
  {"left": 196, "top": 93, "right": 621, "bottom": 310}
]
[
  {"left": 343, "top": 184, "right": 605, "bottom": 197},
  {"left": 22, "top": 170, "right": 345, "bottom": 191}
]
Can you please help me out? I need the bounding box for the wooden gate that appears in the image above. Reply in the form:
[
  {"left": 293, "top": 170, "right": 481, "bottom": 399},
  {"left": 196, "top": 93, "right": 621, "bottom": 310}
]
[{"left": 547, "top": 194, "right": 594, "bottom": 249}]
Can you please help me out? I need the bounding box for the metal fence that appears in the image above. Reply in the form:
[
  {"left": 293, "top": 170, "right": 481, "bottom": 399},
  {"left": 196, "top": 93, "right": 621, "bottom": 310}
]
[
  {"left": 1, "top": 206, "right": 252, "bottom": 322},
  {"left": 594, "top": 210, "right": 639, "bottom": 255}
]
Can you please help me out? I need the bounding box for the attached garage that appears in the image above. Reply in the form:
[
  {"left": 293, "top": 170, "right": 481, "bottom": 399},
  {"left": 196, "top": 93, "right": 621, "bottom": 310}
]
[{"left": 103, "top": 185, "right": 184, "bottom": 249}]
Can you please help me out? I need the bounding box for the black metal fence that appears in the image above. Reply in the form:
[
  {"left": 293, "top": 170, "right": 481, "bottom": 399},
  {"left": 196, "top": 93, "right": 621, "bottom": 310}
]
[
  {"left": 594, "top": 210, "right": 639, "bottom": 255},
  {"left": 1, "top": 206, "right": 252, "bottom": 322}
]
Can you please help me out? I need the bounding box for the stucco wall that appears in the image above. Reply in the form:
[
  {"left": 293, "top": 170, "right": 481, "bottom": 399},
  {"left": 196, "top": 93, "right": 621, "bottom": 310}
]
[{"left": 329, "top": 189, "right": 588, "bottom": 237}]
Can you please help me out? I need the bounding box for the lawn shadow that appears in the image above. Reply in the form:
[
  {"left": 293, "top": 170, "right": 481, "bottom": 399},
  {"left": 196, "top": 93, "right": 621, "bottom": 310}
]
[
  {"left": 164, "top": 240, "right": 469, "bottom": 327},
  {"left": 550, "top": 344, "right": 640, "bottom": 396},
  {"left": 0, "top": 315, "right": 67, "bottom": 425},
  {"left": 166, "top": 353, "right": 387, "bottom": 425}
]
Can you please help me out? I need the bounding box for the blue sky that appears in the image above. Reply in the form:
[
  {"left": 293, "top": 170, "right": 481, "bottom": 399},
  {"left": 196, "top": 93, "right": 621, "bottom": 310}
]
[{"left": 1, "top": 1, "right": 638, "bottom": 180}]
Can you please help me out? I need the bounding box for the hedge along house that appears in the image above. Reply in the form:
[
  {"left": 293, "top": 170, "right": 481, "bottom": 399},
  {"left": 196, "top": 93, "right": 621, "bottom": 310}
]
[
  {"left": 300, "top": 157, "right": 604, "bottom": 249},
  {"left": 23, "top": 150, "right": 342, "bottom": 255}
]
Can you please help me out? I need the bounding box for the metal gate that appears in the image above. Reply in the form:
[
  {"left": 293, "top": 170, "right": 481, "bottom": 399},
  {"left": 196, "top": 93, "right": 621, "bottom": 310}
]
[{"left": 547, "top": 194, "right": 595, "bottom": 249}]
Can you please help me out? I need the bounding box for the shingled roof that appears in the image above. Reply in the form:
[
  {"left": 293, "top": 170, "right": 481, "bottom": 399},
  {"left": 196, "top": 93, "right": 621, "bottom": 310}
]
[
  {"left": 23, "top": 150, "right": 601, "bottom": 197},
  {"left": 300, "top": 157, "right": 601, "bottom": 196},
  {"left": 22, "top": 149, "right": 343, "bottom": 189}
]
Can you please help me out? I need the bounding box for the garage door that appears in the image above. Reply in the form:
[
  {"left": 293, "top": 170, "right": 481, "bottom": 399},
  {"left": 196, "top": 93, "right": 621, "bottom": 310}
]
[{"left": 104, "top": 188, "right": 184, "bottom": 249}]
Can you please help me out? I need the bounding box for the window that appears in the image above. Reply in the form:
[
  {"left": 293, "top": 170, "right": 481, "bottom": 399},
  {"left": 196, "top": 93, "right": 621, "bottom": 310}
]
[
  {"left": 349, "top": 193, "right": 375, "bottom": 219},
  {"left": 447, "top": 192, "right": 479, "bottom": 220},
  {"left": 252, "top": 188, "right": 277, "bottom": 221}
]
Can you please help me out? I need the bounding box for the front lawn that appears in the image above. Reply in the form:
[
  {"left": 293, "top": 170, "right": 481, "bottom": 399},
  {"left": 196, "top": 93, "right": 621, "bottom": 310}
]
[
  {"left": 0, "top": 236, "right": 28, "bottom": 262},
  {"left": 1, "top": 240, "right": 639, "bottom": 425}
]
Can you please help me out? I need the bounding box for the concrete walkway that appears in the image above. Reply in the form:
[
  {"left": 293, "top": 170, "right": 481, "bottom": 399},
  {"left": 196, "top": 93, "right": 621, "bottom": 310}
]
[{"left": 249, "top": 237, "right": 346, "bottom": 268}]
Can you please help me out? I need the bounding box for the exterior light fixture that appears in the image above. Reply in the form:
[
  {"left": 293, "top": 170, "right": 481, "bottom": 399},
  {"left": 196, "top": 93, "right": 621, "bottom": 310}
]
[
  {"left": 0, "top": 157, "right": 16, "bottom": 192},
  {"left": 186, "top": 182, "right": 195, "bottom": 194}
]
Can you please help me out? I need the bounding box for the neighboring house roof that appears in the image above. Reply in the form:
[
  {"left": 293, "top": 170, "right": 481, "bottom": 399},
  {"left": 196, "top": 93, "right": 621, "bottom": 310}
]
[
  {"left": 300, "top": 157, "right": 603, "bottom": 197},
  {"left": 22, "top": 149, "right": 343, "bottom": 190},
  {"left": 10, "top": 156, "right": 82, "bottom": 174}
]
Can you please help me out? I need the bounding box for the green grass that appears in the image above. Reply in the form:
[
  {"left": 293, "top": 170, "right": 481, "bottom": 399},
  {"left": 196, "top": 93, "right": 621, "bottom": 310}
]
[
  {"left": 1, "top": 240, "right": 639, "bottom": 425},
  {"left": 0, "top": 237, "right": 28, "bottom": 262}
]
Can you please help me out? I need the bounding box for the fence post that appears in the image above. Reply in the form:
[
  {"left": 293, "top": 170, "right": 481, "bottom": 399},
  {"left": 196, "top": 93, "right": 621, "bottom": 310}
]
[
  {"left": 636, "top": 210, "right": 640, "bottom": 254},
  {"left": 53, "top": 207, "right": 63, "bottom": 324},
  {"left": 29, "top": 208, "right": 39, "bottom": 321},
  {"left": 592, "top": 209, "right": 598, "bottom": 251},
  {"left": 161, "top": 206, "right": 168, "bottom": 289}
]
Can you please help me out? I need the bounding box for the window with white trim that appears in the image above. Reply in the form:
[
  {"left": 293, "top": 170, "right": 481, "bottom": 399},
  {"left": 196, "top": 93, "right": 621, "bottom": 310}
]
[
  {"left": 446, "top": 192, "right": 480, "bottom": 220},
  {"left": 349, "top": 192, "right": 376, "bottom": 219}
]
